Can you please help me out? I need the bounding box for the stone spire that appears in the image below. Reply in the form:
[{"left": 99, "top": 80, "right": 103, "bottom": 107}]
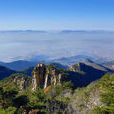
[
  {"left": 32, "top": 63, "right": 64, "bottom": 90},
  {"left": 32, "top": 63, "right": 46, "bottom": 90}
]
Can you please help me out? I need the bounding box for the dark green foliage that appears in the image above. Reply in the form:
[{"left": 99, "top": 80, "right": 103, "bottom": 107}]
[
  {"left": 88, "top": 106, "right": 106, "bottom": 114},
  {"left": 69, "top": 73, "right": 114, "bottom": 114},
  {"left": 98, "top": 73, "right": 114, "bottom": 113},
  {"left": 0, "top": 106, "right": 16, "bottom": 114},
  {"left": 0, "top": 62, "right": 113, "bottom": 114},
  {"left": 47, "top": 64, "right": 57, "bottom": 71},
  {"left": 63, "top": 81, "right": 74, "bottom": 89},
  {"left": 28, "top": 88, "right": 47, "bottom": 109},
  {"left": 50, "top": 62, "right": 68, "bottom": 69},
  {"left": 13, "top": 95, "right": 29, "bottom": 108},
  {"left": 0, "top": 87, "right": 18, "bottom": 109}
]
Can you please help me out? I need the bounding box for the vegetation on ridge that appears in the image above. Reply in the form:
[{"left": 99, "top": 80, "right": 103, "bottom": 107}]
[{"left": 0, "top": 63, "right": 113, "bottom": 114}]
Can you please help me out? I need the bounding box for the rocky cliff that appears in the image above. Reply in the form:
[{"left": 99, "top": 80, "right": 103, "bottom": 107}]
[
  {"left": 32, "top": 63, "right": 63, "bottom": 90},
  {"left": 32, "top": 62, "right": 109, "bottom": 90},
  {"left": 0, "top": 73, "right": 32, "bottom": 91},
  {"left": 13, "top": 74, "right": 31, "bottom": 90}
]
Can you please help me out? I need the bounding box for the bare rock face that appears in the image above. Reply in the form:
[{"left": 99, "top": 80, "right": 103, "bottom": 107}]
[
  {"left": 9, "top": 73, "right": 32, "bottom": 91},
  {"left": 14, "top": 76, "right": 31, "bottom": 91},
  {"left": 70, "top": 62, "right": 86, "bottom": 72},
  {"left": 32, "top": 63, "right": 63, "bottom": 90},
  {"left": 32, "top": 63, "right": 46, "bottom": 90}
]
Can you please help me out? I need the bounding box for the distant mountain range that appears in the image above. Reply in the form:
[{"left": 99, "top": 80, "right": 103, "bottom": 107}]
[
  {"left": 0, "top": 30, "right": 47, "bottom": 33},
  {"left": 102, "top": 60, "right": 114, "bottom": 70},
  {"left": 52, "top": 55, "right": 107, "bottom": 65},
  {"left": 61, "top": 30, "right": 114, "bottom": 34},
  {"left": 0, "top": 57, "right": 113, "bottom": 81},
  {"left": 0, "top": 30, "right": 114, "bottom": 34},
  {"left": 0, "top": 60, "right": 37, "bottom": 71},
  {"left": 0, "top": 55, "right": 111, "bottom": 71},
  {"left": 53, "top": 55, "right": 94, "bottom": 65},
  {"left": 82, "top": 59, "right": 111, "bottom": 72}
]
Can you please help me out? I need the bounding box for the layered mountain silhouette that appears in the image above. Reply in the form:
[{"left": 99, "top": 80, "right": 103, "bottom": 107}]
[
  {"left": 82, "top": 59, "right": 111, "bottom": 71},
  {"left": 0, "top": 55, "right": 108, "bottom": 71},
  {"left": 67, "top": 62, "right": 108, "bottom": 88},
  {"left": 0, "top": 60, "right": 37, "bottom": 71},
  {"left": 53, "top": 55, "right": 92, "bottom": 65},
  {"left": 0, "top": 58, "right": 113, "bottom": 87},
  {"left": 0, "top": 65, "right": 16, "bottom": 80},
  {"left": 103, "top": 60, "right": 114, "bottom": 70}
]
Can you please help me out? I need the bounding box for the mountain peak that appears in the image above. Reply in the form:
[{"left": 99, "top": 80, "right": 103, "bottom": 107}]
[{"left": 82, "top": 59, "right": 94, "bottom": 63}]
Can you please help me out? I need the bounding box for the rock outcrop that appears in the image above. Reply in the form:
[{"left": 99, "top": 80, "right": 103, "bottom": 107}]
[
  {"left": 32, "top": 63, "right": 63, "bottom": 90},
  {"left": 13, "top": 74, "right": 31, "bottom": 91},
  {"left": 32, "top": 63, "right": 46, "bottom": 90},
  {"left": 69, "top": 62, "right": 108, "bottom": 73},
  {"left": 0, "top": 73, "right": 32, "bottom": 91},
  {"left": 70, "top": 62, "right": 83, "bottom": 72}
]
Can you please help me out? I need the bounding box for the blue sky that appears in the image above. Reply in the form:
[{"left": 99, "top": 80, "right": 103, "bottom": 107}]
[{"left": 0, "top": 0, "right": 114, "bottom": 30}]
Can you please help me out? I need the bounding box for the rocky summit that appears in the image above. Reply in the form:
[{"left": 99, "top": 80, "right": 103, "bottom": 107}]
[{"left": 32, "top": 63, "right": 63, "bottom": 90}]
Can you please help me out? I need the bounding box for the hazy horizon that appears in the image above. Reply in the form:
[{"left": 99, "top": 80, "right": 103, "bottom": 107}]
[{"left": 0, "top": 31, "right": 114, "bottom": 62}]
